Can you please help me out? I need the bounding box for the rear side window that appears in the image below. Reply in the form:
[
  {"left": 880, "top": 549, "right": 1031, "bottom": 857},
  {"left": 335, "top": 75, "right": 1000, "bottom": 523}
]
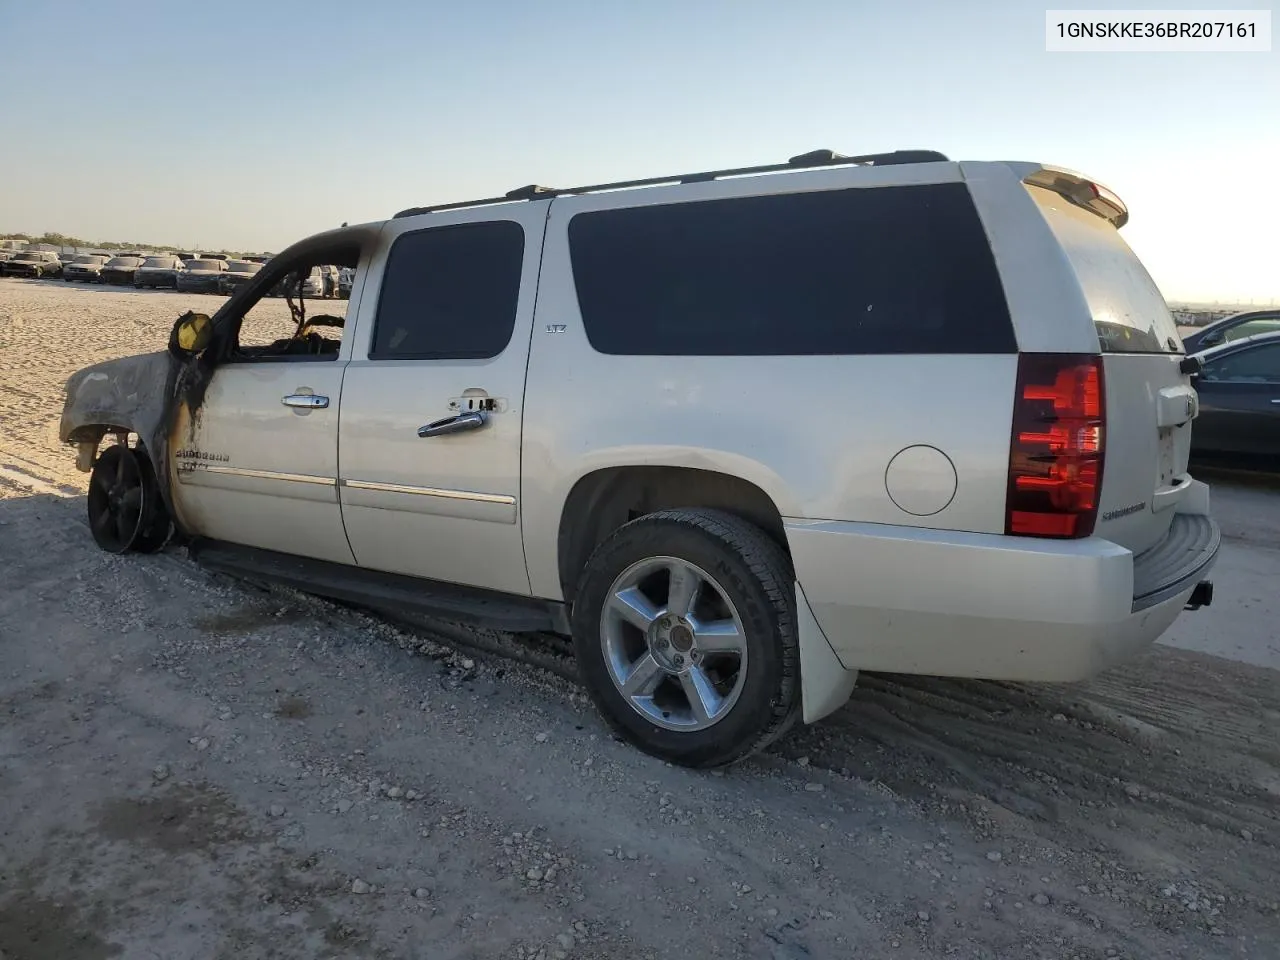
[
  {"left": 567, "top": 183, "right": 1015, "bottom": 356},
  {"left": 371, "top": 221, "right": 525, "bottom": 360},
  {"left": 1026, "top": 185, "right": 1181, "bottom": 355}
]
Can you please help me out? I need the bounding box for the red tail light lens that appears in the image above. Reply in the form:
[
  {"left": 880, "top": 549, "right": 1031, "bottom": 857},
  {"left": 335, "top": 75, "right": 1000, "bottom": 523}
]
[{"left": 1006, "top": 354, "right": 1105, "bottom": 539}]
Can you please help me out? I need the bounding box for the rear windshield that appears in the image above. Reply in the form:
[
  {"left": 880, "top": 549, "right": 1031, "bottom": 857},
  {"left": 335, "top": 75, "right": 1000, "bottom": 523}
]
[
  {"left": 188, "top": 259, "right": 222, "bottom": 270},
  {"left": 106, "top": 257, "right": 142, "bottom": 267},
  {"left": 1026, "top": 185, "right": 1182, "bottom": 354},
  {"left": 227, "top": 261, "right": 260, "bottom": 274}
]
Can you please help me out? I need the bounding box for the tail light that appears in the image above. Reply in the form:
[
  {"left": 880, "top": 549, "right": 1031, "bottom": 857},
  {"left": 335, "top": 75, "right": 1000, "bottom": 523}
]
[{"left": 1006, "top": 353, "right": 1105, "bottom": 539}]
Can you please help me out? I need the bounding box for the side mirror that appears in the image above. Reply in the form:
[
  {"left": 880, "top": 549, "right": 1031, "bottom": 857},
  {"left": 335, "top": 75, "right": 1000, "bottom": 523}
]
[{"left": 169, "top": 311, "right": 213, "bottom": 358}]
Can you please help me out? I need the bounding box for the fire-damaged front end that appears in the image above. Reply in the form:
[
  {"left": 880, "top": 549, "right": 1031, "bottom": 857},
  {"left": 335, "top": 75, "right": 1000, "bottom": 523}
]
[{"left": 59, "top": 330, "right": 216, "bottom": 553}]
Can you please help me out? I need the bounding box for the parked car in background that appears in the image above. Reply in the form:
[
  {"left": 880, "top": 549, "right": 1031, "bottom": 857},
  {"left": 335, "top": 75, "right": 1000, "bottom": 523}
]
[
  {"left": 176, "top": 258, "right": 229, "bottom": 293},
  {"left": 217, "top": 259, "right": 262, "bottom": 296},
  {"left": 1189, "top": 330, "right": 1280, "bottom": 463},
  {"left": 63, "top": 254, "right": 110, "bottom": 282},
  {"left": 1182, "top": 309, "right": 1280, "bottom": 353},
  {"left": 302, "top": 263, "right": 340, "bottom": 298},
  {"left": 338, "top": 266, "right": 354, "bottom": 299},
  {"left": 134, "top": 255, "right": 186, "bottom": 289},
  {"left": 3, "top": 250, "right": 63, "bottom": 279},
  {"left": 100, "top": 256, "right": 146, "bottom": 285}
]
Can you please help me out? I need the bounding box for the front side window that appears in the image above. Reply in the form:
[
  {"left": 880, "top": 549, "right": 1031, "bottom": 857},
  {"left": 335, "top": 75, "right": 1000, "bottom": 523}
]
[
  {"left": 1200, "top": 343, "right": 1280, "bottom": 383},
  {"left": 227, "top": 247, "right": 361, "bottom": 362},
  {"left": 567, "top": 184, "right": 1016, "bottom": 356},
  {"left": 370, "top": 221, "right": 525, "bottom": 361}
]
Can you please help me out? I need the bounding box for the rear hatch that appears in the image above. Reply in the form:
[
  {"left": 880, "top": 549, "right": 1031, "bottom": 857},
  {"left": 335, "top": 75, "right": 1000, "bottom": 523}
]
[{"left": 1025, "top": 181, "right": 1195, "bottom": 555}]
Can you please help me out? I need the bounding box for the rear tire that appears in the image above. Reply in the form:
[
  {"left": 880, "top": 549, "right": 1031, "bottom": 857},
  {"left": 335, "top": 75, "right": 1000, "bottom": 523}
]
[{"left": 571, "top": 508, "right": 800, "bottom": 768}]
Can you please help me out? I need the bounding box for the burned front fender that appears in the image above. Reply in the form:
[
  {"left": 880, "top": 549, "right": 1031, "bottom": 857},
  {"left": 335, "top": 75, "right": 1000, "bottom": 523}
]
[{"left": 60, "top": 351, "right": 176, "bottom": 450}]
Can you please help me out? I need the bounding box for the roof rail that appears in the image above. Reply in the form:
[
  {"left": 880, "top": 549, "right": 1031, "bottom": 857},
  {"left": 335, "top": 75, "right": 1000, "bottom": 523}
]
[{"left": 392, "top": 148, "right": 949, "bottom": 219}]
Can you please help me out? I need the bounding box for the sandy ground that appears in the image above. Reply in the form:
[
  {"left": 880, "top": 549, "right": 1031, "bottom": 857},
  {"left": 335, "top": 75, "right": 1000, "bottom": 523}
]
[{"left": 1, "top": 277, "right": 1277, "bottom": 960}]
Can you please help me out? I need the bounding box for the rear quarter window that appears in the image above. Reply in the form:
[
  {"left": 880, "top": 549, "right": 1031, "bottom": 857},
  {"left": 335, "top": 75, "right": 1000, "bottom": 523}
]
[
  {"left": 1026, "top": 184, "right": 1181, "bottom": 355},
  {"left": 567, "top": 183, "right": 1016, "bottom": 356}
]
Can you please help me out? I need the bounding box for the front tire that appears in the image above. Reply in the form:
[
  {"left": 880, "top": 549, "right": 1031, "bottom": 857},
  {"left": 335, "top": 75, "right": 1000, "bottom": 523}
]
[{"left": 571, "top": 508, "right": 800, "bottom": 768}]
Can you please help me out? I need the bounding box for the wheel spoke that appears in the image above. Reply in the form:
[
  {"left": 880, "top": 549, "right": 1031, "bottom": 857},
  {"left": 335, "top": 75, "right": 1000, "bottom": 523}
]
[
  {"left": 664, "top": 562, "right": 701, "bottom": 619},
  {"left": 115, "top": 508, "right": 135, "bottom": 545},
  {"left": 620, "top": 652, "right": 664, "bottom": 698},
  {"left": 608, "top": 587, "right": 660, "bottom": 633},
  {"left": 692, "top": 618, "right": 746, "bottom": 656},
  {"left": 89, "top": 472, "right": 112, "bottom": 498},
  {"left": 90, "top": 506, "right": 114, "bottom": 538},
  {"left": 680, "top": 667, "right": 724, "bottom": 725}
]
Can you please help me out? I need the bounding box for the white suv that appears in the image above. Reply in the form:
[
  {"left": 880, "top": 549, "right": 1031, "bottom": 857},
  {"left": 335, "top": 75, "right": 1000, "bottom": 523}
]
[{"left": 59, "top": 148, "right": 1219, "bottom": 768}]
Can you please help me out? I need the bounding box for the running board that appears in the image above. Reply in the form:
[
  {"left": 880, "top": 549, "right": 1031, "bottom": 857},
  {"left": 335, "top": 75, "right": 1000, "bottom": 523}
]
[{"left": 188, "top": 539, "right": 570, "bottom": 634}]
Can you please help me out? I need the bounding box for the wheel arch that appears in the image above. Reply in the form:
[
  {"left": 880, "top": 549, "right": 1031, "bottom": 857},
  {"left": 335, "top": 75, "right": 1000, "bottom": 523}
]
[{"left": 554, "top": 464, "right": 794, "bottom": 606}]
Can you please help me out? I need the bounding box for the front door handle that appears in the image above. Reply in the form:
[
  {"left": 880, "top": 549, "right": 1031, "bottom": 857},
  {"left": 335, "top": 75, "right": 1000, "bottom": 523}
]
[
  {"left": 418, "top": 410, "right": 489, "bottom": 438},
  {"left": 282, "top": 393, "right": 329, "bottom": 409}
]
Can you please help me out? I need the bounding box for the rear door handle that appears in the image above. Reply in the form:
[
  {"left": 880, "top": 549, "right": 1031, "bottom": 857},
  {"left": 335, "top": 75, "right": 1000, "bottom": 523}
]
[
  {"left": 419, "top": 410, "right": 489, "bottom": 437},
  {"left": 282, "top": 393, "right": 329, "bottom": 409}
]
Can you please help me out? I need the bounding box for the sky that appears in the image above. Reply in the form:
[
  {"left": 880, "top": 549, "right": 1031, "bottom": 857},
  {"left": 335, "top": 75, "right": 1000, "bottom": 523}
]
[{"left": 0, "top": 0, "right": 1275, "bottom": 304}]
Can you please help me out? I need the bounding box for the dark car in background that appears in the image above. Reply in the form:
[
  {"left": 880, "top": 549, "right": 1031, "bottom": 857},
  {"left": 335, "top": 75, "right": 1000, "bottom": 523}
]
[
  {"left": 100, "top": 256, "right": 145, "bottom": 285},
  {"left": 1190, "top": 330, "right": 1280, "bottom": 464},
  {"left": 3, "top": 250, "right": 63, "bottom": 279},
  {"left": 63, "top": 254, "right": 110, "bottom": 282},
  {"left": 217, "top": 259, "right": 262, "bottom": 295},
  {"left": 176, "top": 258, "right": 228, "bottom": 293},
  {"left": 1183, "top": 309, "right": 1280, "bottom": 353},
  {"left": 134, "top": 255, "right": 185, "bottom": 289}
]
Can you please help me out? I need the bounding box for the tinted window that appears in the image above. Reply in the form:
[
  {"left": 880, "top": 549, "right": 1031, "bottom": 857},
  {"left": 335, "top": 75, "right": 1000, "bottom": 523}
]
[
  {"left": 1226, "top": 318, "right": 1280, "bottom": 343},
  {"left": 1201, "top": 343, "right": 1280, "bottom": 382},
  {"left": 371, "top": 221, "right": 525, "bottom": 360},
  {"left": 567, "top": 184, "right": 1015, "bottom": 356}
]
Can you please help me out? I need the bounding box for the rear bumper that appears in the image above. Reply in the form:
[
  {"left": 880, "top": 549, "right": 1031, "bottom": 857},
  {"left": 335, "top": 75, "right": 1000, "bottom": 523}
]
[{"left": 785, "top": 494, "right": 1219, "bottom": 683}]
